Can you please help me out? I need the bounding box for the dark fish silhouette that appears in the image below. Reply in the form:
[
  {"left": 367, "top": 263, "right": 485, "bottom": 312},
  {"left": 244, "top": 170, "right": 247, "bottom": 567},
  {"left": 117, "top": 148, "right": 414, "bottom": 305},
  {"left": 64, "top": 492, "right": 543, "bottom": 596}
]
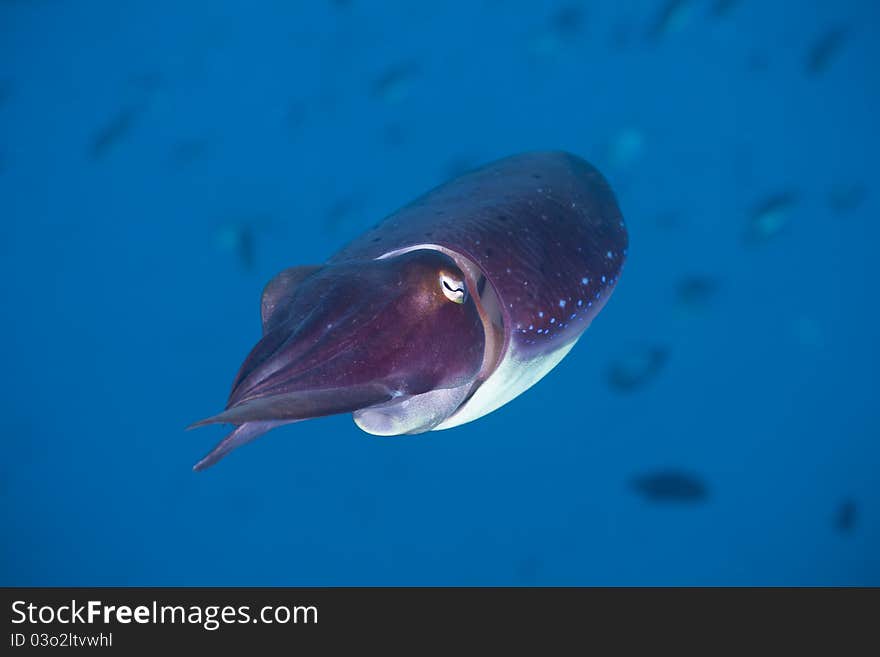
[
  {"left": 632, "top": 470, "right": 708, "bottom": 503},
  {"left": 676, "top": 275, "right": 718, "bottom": 310},
  {"left": 529, "top": 4, "right": 587, "bottom": 57},
  {"left": 646, "top": 0, "right": 695, "bottom": 42},
  {"left": 834, "top": 499, "right": 857, "bottom": 535},
  {"left": 805, "top": 26, "right": 849, "bottom": 77},
  {"left": 215, "top": 220, "right": 263, "bottom": 272},
  {"left": 190, "top": 152, "right": 628, "bottom": 470},
  {"left": 551, "top": 5, "right": 586, "bottom": 37},
  {"left": 236, "top": 227, "right": 255, "bottom": 272},
  {"left": 606, "top": 346, "right": 668, "bottom": 392},
  {"left": 370, "top": 62, "right": 419, "bottom": 104},
  {"left": 745, "top": 191, "right": 798, "bottom": 244},
  {"left": 90, "top": 106, "right": 140, "bottom": 160}
]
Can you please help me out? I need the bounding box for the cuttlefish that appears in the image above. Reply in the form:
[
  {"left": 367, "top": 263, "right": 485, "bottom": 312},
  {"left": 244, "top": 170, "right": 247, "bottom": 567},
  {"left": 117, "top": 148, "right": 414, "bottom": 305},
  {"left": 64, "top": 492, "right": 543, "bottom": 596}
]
[{"left": 190, "top": 151, "right": 628, "bottom": 470}]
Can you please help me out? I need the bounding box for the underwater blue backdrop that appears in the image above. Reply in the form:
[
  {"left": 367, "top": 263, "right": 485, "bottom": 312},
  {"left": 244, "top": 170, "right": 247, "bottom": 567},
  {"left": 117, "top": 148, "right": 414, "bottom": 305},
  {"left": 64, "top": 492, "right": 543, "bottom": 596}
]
[{"left": 1, "top": 0, "right": 877, "bottom": 585}]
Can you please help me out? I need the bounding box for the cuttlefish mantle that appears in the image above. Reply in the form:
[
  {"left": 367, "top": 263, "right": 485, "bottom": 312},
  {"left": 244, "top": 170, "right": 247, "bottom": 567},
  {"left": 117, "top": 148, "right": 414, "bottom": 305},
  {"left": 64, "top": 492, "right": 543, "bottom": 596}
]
[{"left": 190, "top": 151, "right": 628, "bottom": 470}]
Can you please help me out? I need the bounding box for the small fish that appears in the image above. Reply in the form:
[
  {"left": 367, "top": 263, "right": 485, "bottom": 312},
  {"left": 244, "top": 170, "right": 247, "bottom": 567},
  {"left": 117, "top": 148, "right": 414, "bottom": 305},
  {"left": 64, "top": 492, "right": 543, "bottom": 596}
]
[
  {"left": 370, "top": 62, "right": 419, "bottom": 104},
  {"left": 646, "top": 0, "right": 695, "bottom": 42},
  {"left": 632, "top": 470, "right": 708, "bottom": 503},
  {"left": 90, "top": 106, "right": 140, "bottom": 160},
  {"left": 676, "top": 275, "right": 718, "bottom": 310},
  {"left": 605, "top": 346, "right": 668, "bottom": 392},
  {"left": 551, "top": 5, "right": 586, "bottom": 38},
  {"left": 744, "top": 191, "right": 797, "bottom": 244},
  {"left": 215, "top": 221, "right": 259, "bottom": 271},
  {"left": 233, "top": 226, "right": 255, "bottom": 272},
  {"left": 528, "top": 5, "right": 586, "bottom": 57},
  {"left": 828, "top": 183, "right": 868, "bottom": 215},
  {"left": 833, "top": 499, "right": 857, "bottom": 535},
  {"left": 805, "top": 26, "right": 849, "bottom": 76}
]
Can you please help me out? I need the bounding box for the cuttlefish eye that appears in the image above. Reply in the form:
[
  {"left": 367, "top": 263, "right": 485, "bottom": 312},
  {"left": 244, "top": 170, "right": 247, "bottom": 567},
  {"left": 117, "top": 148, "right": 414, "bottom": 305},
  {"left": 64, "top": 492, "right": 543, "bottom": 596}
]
[{"left": 439, "top": 271, "right": 467, "bottom": 304}]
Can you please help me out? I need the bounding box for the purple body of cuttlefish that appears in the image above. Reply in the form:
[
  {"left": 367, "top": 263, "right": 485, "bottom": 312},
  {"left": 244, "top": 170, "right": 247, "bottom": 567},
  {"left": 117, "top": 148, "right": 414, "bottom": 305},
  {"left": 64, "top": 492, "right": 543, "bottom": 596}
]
[{"left": 190, "top": 151, "right": 628, "bottom": 470}]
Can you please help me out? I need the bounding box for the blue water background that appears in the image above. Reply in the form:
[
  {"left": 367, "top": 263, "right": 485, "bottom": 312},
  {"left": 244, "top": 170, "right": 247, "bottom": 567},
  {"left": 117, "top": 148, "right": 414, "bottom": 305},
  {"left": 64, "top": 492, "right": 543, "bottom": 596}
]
[{"left": 1, "top": 0, "right": 877, "bottom": 585}]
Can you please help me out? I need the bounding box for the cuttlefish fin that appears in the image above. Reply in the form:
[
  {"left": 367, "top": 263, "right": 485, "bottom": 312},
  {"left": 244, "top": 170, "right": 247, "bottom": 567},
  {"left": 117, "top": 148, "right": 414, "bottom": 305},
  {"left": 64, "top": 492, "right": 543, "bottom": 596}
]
[
  {"left": 191, "top": 420, "right": 292, "bottom": 472},
  {"left": 260, "top": 265, "right": 323, "bottom": 334}
]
